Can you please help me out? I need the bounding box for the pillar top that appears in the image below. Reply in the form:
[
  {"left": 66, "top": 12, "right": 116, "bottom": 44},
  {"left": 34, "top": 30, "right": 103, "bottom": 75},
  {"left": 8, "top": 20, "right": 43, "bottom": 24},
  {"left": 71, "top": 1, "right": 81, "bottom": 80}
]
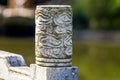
[{"left": 36, "top": 5, "right": 71, "bottom": 8}]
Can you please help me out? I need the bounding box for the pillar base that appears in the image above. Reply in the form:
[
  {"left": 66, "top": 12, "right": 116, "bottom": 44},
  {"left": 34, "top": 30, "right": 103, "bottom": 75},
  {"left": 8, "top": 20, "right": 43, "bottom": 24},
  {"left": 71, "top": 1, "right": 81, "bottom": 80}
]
[{"left": 31, "top": 64, "right": 78, "bottom": 80}]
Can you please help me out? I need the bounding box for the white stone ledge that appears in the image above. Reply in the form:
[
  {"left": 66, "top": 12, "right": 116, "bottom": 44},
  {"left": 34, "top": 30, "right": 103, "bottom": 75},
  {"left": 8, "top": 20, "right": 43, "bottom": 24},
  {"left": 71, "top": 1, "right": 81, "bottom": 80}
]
[
  {"left": 0, "top": 50, "right": 31, "bottom": 80},
  {"left": 9, "top": 67, "right": 30, "bottom": 76}
]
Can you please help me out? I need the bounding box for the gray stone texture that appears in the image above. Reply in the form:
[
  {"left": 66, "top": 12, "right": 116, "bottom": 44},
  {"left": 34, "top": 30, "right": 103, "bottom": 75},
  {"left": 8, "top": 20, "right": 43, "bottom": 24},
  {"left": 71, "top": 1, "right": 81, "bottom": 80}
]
[
  {"left": 34, "top": 65, "right": 78, "bottom": 80},
  {"left": 35, "top": 5, "right": 72, "bottom": 67},
  {"left": 0, "top": 50, "right": 31, "bottom": 80}
]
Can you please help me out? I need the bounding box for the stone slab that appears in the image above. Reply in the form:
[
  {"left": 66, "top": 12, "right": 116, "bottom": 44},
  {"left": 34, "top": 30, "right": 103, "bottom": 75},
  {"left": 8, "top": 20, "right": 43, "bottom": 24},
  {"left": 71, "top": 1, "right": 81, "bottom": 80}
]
[
  {"left": 33, "top": 65, "right": 78, "bottom": 80},
  {"left": 0, "top": 50, "right": 28, "bottom": 80}
]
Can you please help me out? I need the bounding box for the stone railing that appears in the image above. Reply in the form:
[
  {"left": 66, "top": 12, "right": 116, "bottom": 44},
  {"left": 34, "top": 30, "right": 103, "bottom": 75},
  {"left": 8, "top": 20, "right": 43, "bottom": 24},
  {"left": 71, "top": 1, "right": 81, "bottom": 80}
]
[
  {"left": 0, "top": 5, "right": 78, "bottom": 80},
  {"left": 0, "top": 50, "right": 30, "bottom": 80}
]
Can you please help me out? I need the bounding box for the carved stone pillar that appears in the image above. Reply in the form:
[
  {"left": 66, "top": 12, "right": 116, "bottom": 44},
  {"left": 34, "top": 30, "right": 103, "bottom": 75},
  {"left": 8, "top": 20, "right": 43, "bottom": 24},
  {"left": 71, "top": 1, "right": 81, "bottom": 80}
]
[
  {"left": 35, "top": 5, "right": 72, "bottom": 67},
  {"left": 34, "top": 5, "right": 78, "bottom": 80}
]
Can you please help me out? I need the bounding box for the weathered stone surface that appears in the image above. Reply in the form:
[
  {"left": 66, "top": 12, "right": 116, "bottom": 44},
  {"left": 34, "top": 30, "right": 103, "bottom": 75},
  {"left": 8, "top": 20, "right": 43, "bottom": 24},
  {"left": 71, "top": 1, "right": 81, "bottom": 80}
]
[
  {"left": 0, "top": 50, "right": 31, "bottom": 80},
  {"left": 33, "top": 64, "right": 78, "bottom": 80},
  {"left": 35, "top": 5, "right": 72, "bottom": 67},
  {"left": 9, "top": 67, "right": 31, "bottom": 80},
  {"left": 0, "top": 50, "right": 26, "bottom": 67},
  {"left": 30, "top": 64, "right": 37, "bottom": 80}
]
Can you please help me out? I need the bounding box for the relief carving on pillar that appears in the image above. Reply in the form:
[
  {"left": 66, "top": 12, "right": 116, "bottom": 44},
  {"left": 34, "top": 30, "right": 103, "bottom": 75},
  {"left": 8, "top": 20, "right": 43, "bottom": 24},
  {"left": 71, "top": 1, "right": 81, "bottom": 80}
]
[{"left": 35, "top": 5, "right": 72, "bottom": 66}]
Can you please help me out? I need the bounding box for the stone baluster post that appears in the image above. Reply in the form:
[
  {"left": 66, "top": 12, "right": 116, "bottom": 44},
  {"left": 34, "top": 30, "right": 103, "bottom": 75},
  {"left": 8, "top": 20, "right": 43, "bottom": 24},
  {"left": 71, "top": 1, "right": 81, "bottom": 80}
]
[{"left": 35, "top": 5, "right": 78, "bottom": 80}]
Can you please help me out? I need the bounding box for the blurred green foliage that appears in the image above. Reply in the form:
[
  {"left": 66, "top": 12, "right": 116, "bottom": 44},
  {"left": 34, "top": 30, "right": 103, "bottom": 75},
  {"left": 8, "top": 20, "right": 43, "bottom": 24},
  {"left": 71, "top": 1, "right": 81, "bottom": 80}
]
[{"left": 73, "top": 0, "right": 120, "bottom": 30}]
